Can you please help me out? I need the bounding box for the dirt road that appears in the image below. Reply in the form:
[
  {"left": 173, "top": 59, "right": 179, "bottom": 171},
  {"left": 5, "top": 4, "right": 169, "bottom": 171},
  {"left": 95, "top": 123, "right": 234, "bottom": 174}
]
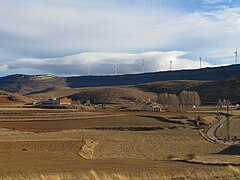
[{"left": 207, "top": 115, "right": 227, "bottom": 142}]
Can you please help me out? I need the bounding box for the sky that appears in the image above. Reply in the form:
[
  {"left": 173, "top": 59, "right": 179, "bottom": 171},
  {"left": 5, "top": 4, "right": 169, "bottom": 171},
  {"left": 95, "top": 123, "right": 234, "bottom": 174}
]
[{"left": 0, "top": 0, "right": 239, "bottom": 76}]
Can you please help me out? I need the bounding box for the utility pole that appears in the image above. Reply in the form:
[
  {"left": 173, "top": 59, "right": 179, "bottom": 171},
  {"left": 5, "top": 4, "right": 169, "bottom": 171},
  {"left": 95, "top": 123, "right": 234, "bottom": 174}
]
[
  {"left": 226, "top": 116, "right": 230, "bottom": 141},
  {"left": 169, "top": 61, "right": 172, "bottom": 71},
  {"left": 226, "top": 105, "right": 230, "bottom": 141}
]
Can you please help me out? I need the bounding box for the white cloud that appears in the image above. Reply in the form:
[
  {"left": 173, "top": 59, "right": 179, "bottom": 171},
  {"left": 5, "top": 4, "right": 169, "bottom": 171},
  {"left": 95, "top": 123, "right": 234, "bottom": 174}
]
[
  {"left": 4, "top": 51, "right": 212, "bottom": 75},
  {"left": 0, "top": 1, "right": 239, "bottom": 75},
  {"left": 0, "top": 64, "right": 9, "bottom": 72},
  {"left": 202, "top": 0, "right": 232, "bottom": 4}
]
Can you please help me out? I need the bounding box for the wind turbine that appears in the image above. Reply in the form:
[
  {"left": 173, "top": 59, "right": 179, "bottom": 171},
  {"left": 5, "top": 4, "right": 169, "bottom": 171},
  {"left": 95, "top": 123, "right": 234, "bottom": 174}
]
[
  {"left": 142, "top": 59, "right": 145, "bottom": 73},
  {"left": 199, "top": 57, "right": 202, "bottom": 69},
  {"left": 88, "top": 63, "right": 91, "bottom": 76},
  {"left": 235, "top": 48, "right": 239, "bottom": 64},
  {"left": 169, "top": 61, "right": 172, "bottom": 71},
  {"left": 114, "top": 64, "right": 117, "bottom": 75}
]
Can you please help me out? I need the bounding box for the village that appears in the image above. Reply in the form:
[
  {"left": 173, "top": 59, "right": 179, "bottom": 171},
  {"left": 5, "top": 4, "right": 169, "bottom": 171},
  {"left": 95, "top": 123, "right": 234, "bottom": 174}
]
[{"left": 38, "top": 96, "right": 163, "bottom": 111}]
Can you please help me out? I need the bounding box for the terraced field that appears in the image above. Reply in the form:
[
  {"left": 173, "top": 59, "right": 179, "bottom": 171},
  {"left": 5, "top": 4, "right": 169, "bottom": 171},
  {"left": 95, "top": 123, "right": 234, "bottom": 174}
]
[
  {"left": 0, "top": 141, "right": 83, "bottom": 152},
  {"left": 0, "top": 107, "right": 235, "bottom": 179},
  {"left": 0, "top": 108, "right": 188, "bottom": 132}
]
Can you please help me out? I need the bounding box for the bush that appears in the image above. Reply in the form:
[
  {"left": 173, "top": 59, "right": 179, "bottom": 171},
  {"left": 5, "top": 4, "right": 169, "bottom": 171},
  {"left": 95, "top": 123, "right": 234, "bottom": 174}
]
[
  {"left": 186, "top": 153, "right": 196, "bottom": 160},
  {"left": 166, "top": 154, "right": 176, "bottom": 160}
]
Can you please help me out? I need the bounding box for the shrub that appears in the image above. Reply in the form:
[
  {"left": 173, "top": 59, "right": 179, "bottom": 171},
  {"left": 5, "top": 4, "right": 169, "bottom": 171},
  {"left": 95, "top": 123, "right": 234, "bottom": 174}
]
[
  {"left": 166, "top": 154, "right": 176, "bottom": 160},
  {"left": 186, "top": 153, "right": 196, "bottom": 160}
]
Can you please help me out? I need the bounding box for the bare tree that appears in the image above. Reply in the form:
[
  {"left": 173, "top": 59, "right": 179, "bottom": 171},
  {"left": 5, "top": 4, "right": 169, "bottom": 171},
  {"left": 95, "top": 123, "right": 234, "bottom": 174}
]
[
  {"left": 179, "top": 90, "right": 201, "bottom": 107},
  {"left": 218, "top": 99, "right": 231, "bottom": 107},
  {"left": 157, "top": 93, "right": 180, "bottom": 107}
]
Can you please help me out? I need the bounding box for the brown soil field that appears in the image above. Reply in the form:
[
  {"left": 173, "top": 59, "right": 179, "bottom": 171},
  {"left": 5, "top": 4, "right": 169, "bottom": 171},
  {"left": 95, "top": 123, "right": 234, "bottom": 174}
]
[
  {"left": 0, "top": 98, "right": 23, "bottom": 105},
  {"left": 0, "top": 108, "right": 217, "bottom": 132},
  {"left": 0, "top": 115, "right": 182, "bottom": 133},
  {"left": 0, "top": 129, "right": 228, "bottom": 176},
  {"left": 0, "top": 142, "right": 229, "bottom": 176},
  {"left": 0, "top": 107, "right": 236, "bottom": 178}
]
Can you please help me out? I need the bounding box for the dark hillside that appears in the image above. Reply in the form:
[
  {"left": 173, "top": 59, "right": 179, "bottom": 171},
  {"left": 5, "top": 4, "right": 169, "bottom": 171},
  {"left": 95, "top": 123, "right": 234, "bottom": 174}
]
[
  {"left": 66, "top": 64, "right": 240, "bottom": 88},
  {"left": 68, "top": 87, "right": 156, "bottom": 105},
  {"left": 134, "top": 80, "right": 206, "bottom": 94},
  {"left": 189, "top": 79, "right": 240, "bottom": 104}
]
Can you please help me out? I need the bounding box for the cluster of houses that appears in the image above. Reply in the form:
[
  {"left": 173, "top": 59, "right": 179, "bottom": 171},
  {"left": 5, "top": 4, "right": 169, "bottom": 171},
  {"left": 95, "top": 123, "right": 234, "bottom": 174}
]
[
  {"left": 40, "top": 97, "right": 73, "bottom": 106},
  {"left": 39, "top": 96, "right": 162, "bottom": 112},
  {"left": 217, "top": 104, "right": 240, "bottom": 109}
]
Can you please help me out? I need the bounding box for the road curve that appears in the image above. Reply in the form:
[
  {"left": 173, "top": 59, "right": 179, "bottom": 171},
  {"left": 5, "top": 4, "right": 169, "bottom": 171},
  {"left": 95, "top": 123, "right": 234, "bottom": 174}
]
[{"left": 207, "top": 115, "right": 227, "bottom": 142}]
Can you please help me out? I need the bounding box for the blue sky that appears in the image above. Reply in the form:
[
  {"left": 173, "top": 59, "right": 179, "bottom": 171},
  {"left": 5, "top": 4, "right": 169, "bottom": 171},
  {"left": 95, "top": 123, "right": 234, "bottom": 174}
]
[{"left": 0, "top": 0, "right": 239, "bottom": 75}]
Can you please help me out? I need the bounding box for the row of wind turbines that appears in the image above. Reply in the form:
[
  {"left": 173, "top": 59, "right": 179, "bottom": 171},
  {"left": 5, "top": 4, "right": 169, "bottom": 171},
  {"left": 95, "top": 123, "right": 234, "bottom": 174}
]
[
  {"left": 87, "top": 59, "right": 145, "bottom": 76},
  {"left": 86, "top": 49, "right": 240, "bottom": 76}
]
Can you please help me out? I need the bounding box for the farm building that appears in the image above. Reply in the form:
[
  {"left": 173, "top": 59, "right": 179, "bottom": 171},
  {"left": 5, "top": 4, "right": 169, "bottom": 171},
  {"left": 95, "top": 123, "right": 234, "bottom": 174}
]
[
  {"left": 57, "top": 97, "right": 72, "bottom": 105},
  {"left": 40, "top": 97, "right": 72, "bottom": 106},
  {"left": 142, "top": 99, "right": 162, "bottom": 112},
  {"left": 40, "top": 98, "right": 58, "bottom": 105}
]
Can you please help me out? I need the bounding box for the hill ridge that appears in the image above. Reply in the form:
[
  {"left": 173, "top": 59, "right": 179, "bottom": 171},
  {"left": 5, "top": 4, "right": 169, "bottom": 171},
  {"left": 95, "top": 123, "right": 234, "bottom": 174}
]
[{"left": 0, "top": 64, "right": 240, "bottom": 105}]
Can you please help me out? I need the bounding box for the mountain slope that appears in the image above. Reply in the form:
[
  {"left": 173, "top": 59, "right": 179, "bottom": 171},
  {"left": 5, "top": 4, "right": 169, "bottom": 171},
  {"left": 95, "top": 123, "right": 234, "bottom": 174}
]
[
  {"left": 134, "top": 80, "right": 206, "bottom": 94},
  {"left": 0, "top": 74, "right": 67, "bottom": 94},
  {"left": 0, "top": 64, "right": 240, "bottom": 105},
  {"left": 66, "top": 64, "right": 240, "bottom": 88},
  {"left": 0, "top": 64, "right": 240, "bottom": 95},
  {"left": 27, "top": 79, "right": 240, "bottom": 105},
  {"left": 68, "top": 87, "right": 156, "bottom": 105},
  {"left": 136, "top": 79, "right": 240, "bottom": 104},
  {"left": 0, "top": 90, "right": 32, "bottom": 105},
  {"left": 189, "top": 79, "right": 240, "bottom": 104}
]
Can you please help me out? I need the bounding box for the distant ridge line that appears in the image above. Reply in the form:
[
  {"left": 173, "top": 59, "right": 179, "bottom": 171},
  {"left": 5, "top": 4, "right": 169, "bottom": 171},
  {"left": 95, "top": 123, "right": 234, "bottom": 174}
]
[{"left": 0, "top": 64, "right": 240, "bottom": 90}]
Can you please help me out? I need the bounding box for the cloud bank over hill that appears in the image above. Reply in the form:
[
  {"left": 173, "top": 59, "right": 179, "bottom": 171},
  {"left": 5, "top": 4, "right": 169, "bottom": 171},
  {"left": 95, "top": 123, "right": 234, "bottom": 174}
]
[
  {"left": 0, "top": 0, "right": 239, "bottom": 75},
  {"left": 0, "top": 51, "right": 211, "bottom": 75}
]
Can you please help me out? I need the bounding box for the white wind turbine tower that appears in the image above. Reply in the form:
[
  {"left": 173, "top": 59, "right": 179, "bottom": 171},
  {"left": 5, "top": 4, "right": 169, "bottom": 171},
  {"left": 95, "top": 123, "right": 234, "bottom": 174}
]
[
  {"left": 235, "top": 48, "right": 239, "bottom": 64},
  {"left": 114, "top": 64, "right": 117, "bottom": 75},
  {"left": 169, "top": 61, "right": 173, "bottom": 71},
  {"left": 142, "top": 59, "right": 145, "bottom": 73},
  {"left": 88, "top": 63, "right": 91, "bottom": 76},
  {"left": 199, "top": 57, "right": 202, "bottom": 69}
]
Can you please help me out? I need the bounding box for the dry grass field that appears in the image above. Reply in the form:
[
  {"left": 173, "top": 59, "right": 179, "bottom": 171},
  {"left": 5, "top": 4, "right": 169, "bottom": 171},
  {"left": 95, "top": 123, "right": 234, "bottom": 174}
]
[
  {"left": 0, "top": 107, "right": 237, "bottom": 179},
  {"left": 218, "top": 115, "right": 240, "bottom": 139}
]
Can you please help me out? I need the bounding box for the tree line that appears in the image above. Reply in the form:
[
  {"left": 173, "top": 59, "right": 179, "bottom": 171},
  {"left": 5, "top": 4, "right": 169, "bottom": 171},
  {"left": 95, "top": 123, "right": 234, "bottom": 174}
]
[
  {"left": 217, "top": 99, "right": 231, "bottom": 107},
  {"left": 156, "top": 90, "right": 201, "bottom": 107}
]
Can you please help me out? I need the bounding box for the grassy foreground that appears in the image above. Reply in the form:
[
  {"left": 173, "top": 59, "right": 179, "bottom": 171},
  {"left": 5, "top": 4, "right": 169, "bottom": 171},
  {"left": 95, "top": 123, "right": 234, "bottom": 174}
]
[{"left": 1, "top": 166, "right": 240, "bottom": 180}]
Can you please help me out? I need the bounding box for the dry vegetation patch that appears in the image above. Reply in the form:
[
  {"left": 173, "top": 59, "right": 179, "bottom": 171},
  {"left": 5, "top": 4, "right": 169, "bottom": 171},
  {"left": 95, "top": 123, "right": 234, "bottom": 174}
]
[
  {"left": 218, "top": 116, "right": 240, "bottom": 140},
  {"left": 78, "top": 139, "right": 99, "bottom": 159},
  {"left": 1, "top": 167, "right": 240, "bottom": 180}
]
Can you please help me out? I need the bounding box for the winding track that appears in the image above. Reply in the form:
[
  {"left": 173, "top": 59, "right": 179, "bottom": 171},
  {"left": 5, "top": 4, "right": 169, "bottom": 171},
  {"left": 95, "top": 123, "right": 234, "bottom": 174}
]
[{"left": 207, "top": 115, "right": 227, "bottom": 142}]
